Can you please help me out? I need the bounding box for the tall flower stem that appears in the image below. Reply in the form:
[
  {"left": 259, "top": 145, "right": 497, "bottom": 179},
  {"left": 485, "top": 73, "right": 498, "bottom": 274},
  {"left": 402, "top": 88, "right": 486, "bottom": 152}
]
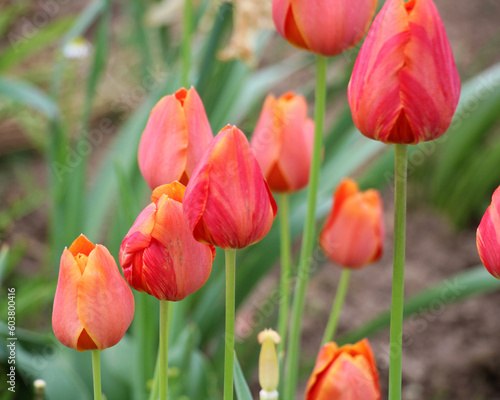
[
  {"left": 277, "top": 194, "right": 291, "bottom": 354},
  {"left": 284, "top": 55, "right": 327, "bottom": 400},
  {"left": 321, "top": 269, "right": 351, "bottom": 345},
  {"left": 159, "top": 300, "right": 170, "bottom": 400},
  {"left": 91, "top": 350, "right": 102, "bottom": 400},
  {"left": 224, "top": 248, "right": 237, "bottom": 400},
  {"left": 388, "top": 143, "right": 408, "bottom": 400},
  {"left": 182, "top": 0, "right": 192, "bottom": 87}
]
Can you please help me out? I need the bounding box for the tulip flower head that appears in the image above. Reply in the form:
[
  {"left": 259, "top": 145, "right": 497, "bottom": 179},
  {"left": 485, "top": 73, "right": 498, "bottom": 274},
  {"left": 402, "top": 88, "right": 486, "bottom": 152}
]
[
  {"left": 272, "top": 0, "right": 378, "bottom": 57},
  {"left": 183, "top": 125, "right": 277, "bottom": 249},
  {"left": 477, "top": 186, "right": 500, "bottom": 279},
  {"left": 251, "top": 92, "right": 314, "bottom": 193},
  {"left": 119, "top": 181, "right": 215, "bottom": 301},
  {"left": 320, "top": 178, "right": 384, "bottom": 268},
  {"left": 348, "top": 0, "right": 460, "bottom": 144},
  {"left": 138, "top": 86, "right": 213, "bottom": 189},
  {"left": 305, "top": 339, "right": 381, "bottom": 400},
  {"left": 52, "top": 235, "right": 135, "bottom": 351}
]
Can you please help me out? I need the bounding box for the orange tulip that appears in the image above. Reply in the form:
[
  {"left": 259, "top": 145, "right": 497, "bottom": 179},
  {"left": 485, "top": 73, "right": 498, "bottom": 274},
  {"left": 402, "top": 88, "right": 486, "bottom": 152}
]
[
  {"left": 477, "top": 186, "right": 500, "bottom": 279},
  {"left": 138, "top": 86, "right": 213, "bottom": 189},
  {"left": 52, "top": 235, "right": 135, "bottom": 352},
  {"left": 305, "top": 339, "right": 381, "bottom": 400},
  {"left": 183, "top": 125, "right": 277, "bottom": 249},
  {"left": 119, "top": 182, "right": 215, "bottom": 301},
  {"left": 251, "top": 92, "right": 314, "bottom": 193},
  {"left": 272, "top": 0, "right": 378, "bottom": 57},
  {"left": 319, "top": 179, "right": 384, "bottom": 268},
  {"left": 348, "top": 0, "right": 460, "bottom": 144}
]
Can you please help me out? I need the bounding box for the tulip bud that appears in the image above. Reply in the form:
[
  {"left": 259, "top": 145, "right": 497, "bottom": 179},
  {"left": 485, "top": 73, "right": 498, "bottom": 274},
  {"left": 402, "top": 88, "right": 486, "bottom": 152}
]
[
  {"left": 272, "top": 0, "right": 378, "bottom": 57},
  {"left": 251, "top": 92, "right": 314, "bottom": 193},
  {"left": 305, "top": 339, "right": 381, "bottom": 400},
  {"left": 258, "top": 329, "right": 281, "bottom": 397},
  {"left": 320, "top": 179, "right": 384, "bottom": 268},
  {"left": 52, "top": 235, "right": 135, "bottom": 351},
  {"left": 183, "top": 125, "right": 277, "bottom": 249},
  {"left": 348, "top": 0, "right": 461, "bottom": 144},
  {"left": 138, "top": 86, "right": 213, "bottom": 189},
  {"left": 477, "top": 186, "right": 500, "bottom": 279},
  {"left": 119, "top": 181, "right": 215, "bottom": 301}
]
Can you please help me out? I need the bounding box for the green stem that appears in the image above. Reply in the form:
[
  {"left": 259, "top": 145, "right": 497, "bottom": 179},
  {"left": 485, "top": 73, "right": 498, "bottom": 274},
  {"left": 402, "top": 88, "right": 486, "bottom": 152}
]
[
  {"left": 91, "top": 350, "right": 102, "bottom": 400},
  {"left": 321, "top": 269, "right": 351, "bottom": 345},
  {"left": 388, "top": 144, "right": 408, "bottom": 400},
  {"left": 182, "top": 0, "right": 192, "bottom": 87},
  {"left": 159, "top": 300, "right": 170, "bottom": 400},
  {"left": 277, "top": 194, "right": 291, "bottom": 354},
  {"left": 224, "top": 248, "right": 237, "bottom": 400},
  {"left": 284, "top": 55, "right": 327, "bottom": 400}
]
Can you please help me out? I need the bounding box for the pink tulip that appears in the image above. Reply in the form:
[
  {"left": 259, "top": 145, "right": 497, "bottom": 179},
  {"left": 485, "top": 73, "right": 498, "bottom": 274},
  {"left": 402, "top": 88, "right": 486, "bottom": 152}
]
[
  {"left": 348, "top": 0, "right": 460, "bottom": 144},
  {"left": 477, "top": 186, "right": 500, "bottom": 279},
  {"left": 251, "top": 92, "right": 314, "bottom": 193},
  {"left": 53, "top": 235, "right": 135, "bottom": 351},
  {"left": 183, "top": 125, "right": 277, "bottom": 249},
  {"left": 119, "top": 182, "right": 215, "bottom": 301},
  {"left": 138, "top": 87, "right": 213, "bottom": 189}
]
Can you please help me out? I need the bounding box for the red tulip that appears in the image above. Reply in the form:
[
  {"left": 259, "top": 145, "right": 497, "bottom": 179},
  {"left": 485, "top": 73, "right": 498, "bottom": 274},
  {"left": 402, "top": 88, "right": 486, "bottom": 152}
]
[
  {"left": 319, "top": 179, "right": 384, "bottom": 268},
  {"left": 52, "top": 235, "right": 135, "bottom": 351},
  {"left": 119, "top": 182, "right": 215, "bottom": 301},
  {"left": 305, "top": 339, "right": 381, "bottom": 400},
  {"left": 251, "top": 92, "right": 314, "bottom": 193},
  {"left": 477, "top": 186, "right": 500, "bottom": 279},
  {"left": 348, "top": 0, "right": 460, "bottom": 144},
  {"left": 272, "top": 0, "right": 378, "bottom": 57},
  {"left": 183, "top": 125, "right": 277, "bottom": 249},
  {"left": 138, "top": 87, "right": 213, "bottom": 189}
]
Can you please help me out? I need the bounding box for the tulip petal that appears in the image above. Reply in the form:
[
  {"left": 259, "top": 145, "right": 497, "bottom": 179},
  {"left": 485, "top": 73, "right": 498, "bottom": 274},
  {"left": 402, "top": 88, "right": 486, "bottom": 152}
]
[
  {"left": 148, "top": 197, "right": 213, "bottom": 300},
  {"left": 52, "top": 249, "right": 85, "bottom": 350},
  {"left": 69, "top": 234, "right": 95, "bottom": 257},
  {"left": 151, "top": 181, "right": 186, "bottom": 204},
  {"left": 78, "top": 245, "right": 135, "bottom": 351},
  {"left": 477, "top": 187, "right": 500, "bottom": 278},
  {"left": 183, "top": 87, "right": 214, "bottom": 179},
  {"left": 183, "top": 163, "right": 213, "bottom": 244},
  {"left": 330, "top": 179, "right": 360, "bottom": 222},
  {"left": 138, "top": 95, "right": 189, "bottom": 189},
  {"left": 272, "top": 0, "right": 309, "bottom": 49},
  {"left": 251, "top": 95, "right": 282, "bottom": 179},
  {"left": 275, "top": 96, "right": 313, "bottom": 191},
  {"left": 291, "top": 0, "right": 377, "bottom": 56}
]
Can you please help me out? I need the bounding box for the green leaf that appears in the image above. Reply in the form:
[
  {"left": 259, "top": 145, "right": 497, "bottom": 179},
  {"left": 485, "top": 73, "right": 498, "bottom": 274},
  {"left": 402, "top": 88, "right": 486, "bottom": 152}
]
[
  {"left": 0, "top": 16, "right": 75, "bottom": 71},
  {"left": 0, "top": 245, "right": 9, "bottom": 286},
  {"left": 0, "top": 76, "right": 58, "bottom": 119},
  {"left": 234, "top": 352, "right": 253, "bottom": 400}
]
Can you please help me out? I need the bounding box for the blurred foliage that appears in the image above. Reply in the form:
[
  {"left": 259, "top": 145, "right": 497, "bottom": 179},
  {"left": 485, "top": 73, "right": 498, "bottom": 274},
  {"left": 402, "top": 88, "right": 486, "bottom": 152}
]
[{"left": 1, "top": 0, "right": 500, "bottom": 399}]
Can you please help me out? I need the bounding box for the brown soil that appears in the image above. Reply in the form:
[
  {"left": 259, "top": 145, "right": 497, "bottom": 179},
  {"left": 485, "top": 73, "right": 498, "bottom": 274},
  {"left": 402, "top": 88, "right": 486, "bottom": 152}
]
[{"left": 300, "top": 198, "right": 500, "bottom": 400}]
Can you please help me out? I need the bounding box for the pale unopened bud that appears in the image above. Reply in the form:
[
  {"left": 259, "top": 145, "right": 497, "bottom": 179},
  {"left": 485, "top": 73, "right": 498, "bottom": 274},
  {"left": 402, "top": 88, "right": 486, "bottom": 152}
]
[
  {"left": 33, "top": 379, "right": 46, "bottom": 400},
  {"left": 258, "top": 329, "right": 281, "bottom": 394}
]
